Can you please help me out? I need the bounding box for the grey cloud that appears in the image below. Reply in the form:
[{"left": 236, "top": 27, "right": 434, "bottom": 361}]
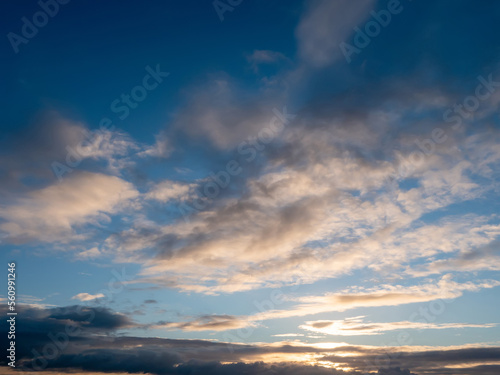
[
  {"left": 153, "top": 314, "right": 250, "bottom": 332},
  {"left": 4, "top": 305, "right": 500, "bottom": 375},
  {"left": 171, "top": 77, "right": 284, "bottom": 149},
  {"left": 296, "top": 0, "right": 375, "bottom": 67}
]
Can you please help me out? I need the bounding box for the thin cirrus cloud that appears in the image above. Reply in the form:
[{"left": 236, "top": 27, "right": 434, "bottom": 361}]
[
  {"left": 261, "top": 276, "right": 500, "bottom": 320},
  {"left": 148, "top": 276, "right": 500, "bottom": 333},
  {"left": 296, "top": 0, "right": 375, "bottom": 67},
  {"left": 151, "top": 314, "right": 254, "bottom": 332},
  {"left": 299, "top": 316, "right": 497, "bottom": 336}
]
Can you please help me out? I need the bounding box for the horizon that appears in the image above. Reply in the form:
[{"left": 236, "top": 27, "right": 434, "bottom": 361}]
[{"left": 1, "top": 1, "right": 500, "bottom": 374}]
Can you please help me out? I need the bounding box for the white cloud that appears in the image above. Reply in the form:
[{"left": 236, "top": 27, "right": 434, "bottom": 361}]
[
  {"left": 75, "top": 247, "right": 102, "bottom": 260},
  {"left": 145, "top": 180, "right": 194, "bottom": 202},
  {"left": 252, "top": 276, "right": 500, "bottom": 321},
  {"left": 300, "top": 316, "right": 497, "bottom": 336},
  {"left": 71, "top": 292, "right": 105, "bottom": 301},
  {"left": 0, "top": 172, "right": 139, "bottom": 243},
  {"left": 148, "top": 277, "right": 500, "bottom": 332}
]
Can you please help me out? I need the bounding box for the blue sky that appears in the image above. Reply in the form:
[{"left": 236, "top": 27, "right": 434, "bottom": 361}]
[{"left": 1, "top": 1, "right": 500, "bottom": 374}]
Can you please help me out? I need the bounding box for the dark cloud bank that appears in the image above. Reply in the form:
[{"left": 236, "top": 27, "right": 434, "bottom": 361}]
[{"left": 2, "top": 305, "right": 499, "bottom": 374}]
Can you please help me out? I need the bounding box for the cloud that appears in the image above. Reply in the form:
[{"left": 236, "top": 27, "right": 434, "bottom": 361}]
[
  {"left": 273, "top": 333, "right": 305, "bottom": 337},
  {"left": 145, "top": 180, "right": 194, "bottom": 202},
  {"left": 94, "top": 76, "right": 500, "bottom": 295},
  {"left": 136, "top": 132, "right": 172, "bottom": 158},
  {"left": 152, "top": 314, "right": 253, "bottom": 332},
  {"left": 0, "top": 304, "right": 135, "bottom": 357},
  {"left": 251, "top": 276, "right": 500, "bottom": 322},
  {"left": 238, "top": 275, "right": 500, "bottom": 321},
  {"left": 3, "top": 305, "right": 498, "bottom": 375},
  {"left": 0, "top": 171, "right": 139, "bottom": 243},
  {"left": 3, "top": 4, "right": 500, "bottom": 375},
  {"left": 171, "top": 77, "right": 283, "bottom": 149},
  {"left": 407, "top": 241, "right": 500, "bottom": 277},
  {"left": 75, "top": 247, "right": 102, "bottom": 260},
  {"left": 0, "top": 111, "right": 142, "bottom": 187},
  {"left": 6, "top": 64, "right": 500, "bottom": 300},
  {"left": 3, "top": 304, "right": 499, "bottom": 375},
  {"left": 247, "top": 50, "right": 289, "bottom": 65},
  {"left": 296, "top": 0, "right": 375, "bottom": 67},
  {"left": 247, "top": 50, "right": 291, "bottom": 73},
  {"left": 146, "top": 277, "right": 500, "bottom": 333},
  {"left": 0, "top": 111, "right": 176, "bottom": 200},
  {"left": 0, "top": 113, "right": 87, "bottom": 192},
  {"left": 65, "top": 127, "right": 140, "bottom": 174},
  {"left": 300, "top": 316, "right": 496, "bottom": 336},
  {"left": 72, "top": 293, "right": 106, "bottom": 302},
  {"left": 122, "top": 167, "right": 499, "bottom": 294}
]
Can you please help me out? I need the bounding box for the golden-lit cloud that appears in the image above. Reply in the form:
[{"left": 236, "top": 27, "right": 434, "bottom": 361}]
[{"left": 300, "top": 316, "right": 496, "bottom": 336}]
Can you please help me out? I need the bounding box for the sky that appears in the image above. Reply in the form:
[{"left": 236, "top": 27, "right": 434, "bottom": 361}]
[{"left": 1, "top": 0, "right": 500, "bottom": 374}]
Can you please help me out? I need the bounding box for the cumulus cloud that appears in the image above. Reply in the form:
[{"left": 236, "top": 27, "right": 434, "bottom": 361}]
[
  {"left": 0, "top": 171, "right": 139, "bottom": 243},
  {"left": 72, "top": 293, "right": 106, "bottom": 302}
]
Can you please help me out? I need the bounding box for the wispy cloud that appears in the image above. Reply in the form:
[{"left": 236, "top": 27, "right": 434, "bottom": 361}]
[
  {"left": 300, "top": 316, "right": 496, "bottom": 336},
  {"left": 296, "top": 0, "right": 375, "bottom": 66}
]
